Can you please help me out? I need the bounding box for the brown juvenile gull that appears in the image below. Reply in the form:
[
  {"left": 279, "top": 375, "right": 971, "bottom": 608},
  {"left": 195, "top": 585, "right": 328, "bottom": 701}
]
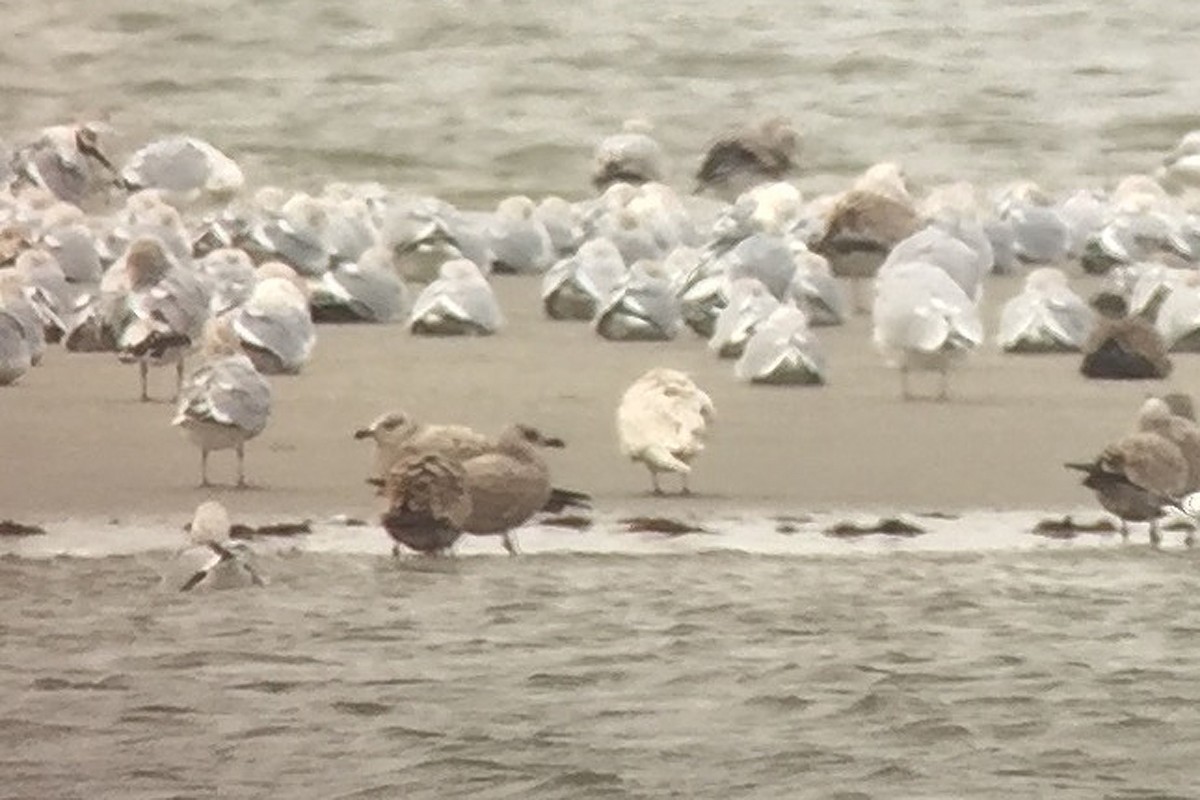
[
  {"left": 813, "top": 163, "right": 921, "bottom": 311},
  {"left": 592, "top": 119, "right": 666, "bottom": 192},
  {"left": 381, "top": 450, "right": 472, "bottom": 556},
  {"left": 617, "top": 368, "right": 716, "bottom": 495},
  {"left": 694, "top": 117, "right": 799, "bottom": 202},
  {"left": 457, "top": 424, "right": 565, "bottom": 556},
  {"left": 354, "top": 410, "right": 590, "bottom": 516},
  {"left": 1065, "top": 397, "right": 1190, "bottom": 543},
  {"left": 1080, "top": 292, "right": 1172, "bottom": 380},
  {"left": 172, "top": 318, "right": 272, "bottom": 488}
]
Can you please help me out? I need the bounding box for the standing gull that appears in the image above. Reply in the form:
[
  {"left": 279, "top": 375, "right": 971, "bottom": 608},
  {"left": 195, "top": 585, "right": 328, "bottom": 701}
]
[
  {"left": 172, "top": 318, "right": 272, "bottom": 488},
  {"left": 617, "top": 368, "right": 716, "bottom": 495},
  {"left": 1066, "top": 397, "right": 1192, "bottom": 543},
  {"left": 179, "top": 500, "right": 266, "bottom": 591},
  {"left": 872, "top": 261, "right": 983, "bottom": 401},
  {"left": 381, "top": 450, "right": 471, "bottom": 556}
]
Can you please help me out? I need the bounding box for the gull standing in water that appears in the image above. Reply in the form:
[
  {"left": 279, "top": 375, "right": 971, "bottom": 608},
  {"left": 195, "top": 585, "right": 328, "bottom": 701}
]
[
  {"left": 617, "top": 368, "right": 716, "bottom": 495},
  {"left": 173, "top": 318, "right": 272, "bottom": 488},
  {"left": 179, "top": 500, "right": 266, "bottom": 591},
  {"left": 381, "top": 450, "right": 471, "bottom": 556}
]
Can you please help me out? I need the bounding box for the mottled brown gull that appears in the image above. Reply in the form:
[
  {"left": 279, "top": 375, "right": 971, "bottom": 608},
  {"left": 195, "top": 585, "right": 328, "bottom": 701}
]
[
  {"left": 694, "top": 117, "right": 798, "bottom": 202},
  {"left": 381, "top": 450, "right": 472, "bottom": 556},
  {"left": 1065, "top": 397, "right": 1192, "bottom": 543}
]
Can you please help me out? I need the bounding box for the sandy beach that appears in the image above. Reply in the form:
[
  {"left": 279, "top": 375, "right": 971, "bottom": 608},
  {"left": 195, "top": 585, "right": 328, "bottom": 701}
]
[{"left": 0, "top": 271, "right": 1184, "bottom": 524}]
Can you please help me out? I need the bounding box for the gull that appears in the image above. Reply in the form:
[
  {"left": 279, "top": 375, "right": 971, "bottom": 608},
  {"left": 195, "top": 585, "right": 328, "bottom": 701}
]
[
  {"left": 708, "top": 277, "right": 782, "bottom": 359},
  {"left": 1066, "top": 397, "right": 1194, "bottom": 544},
  {"left": 354, "top": 410, "right": 591, "bottom": 518},
  {"left": 595, "top": 259, "right": 682, "bottom": 341},
  {"left": 1153, "top": 272, "right": 1200, "bottom": 352},
  {"left": 179, "top": 500, "right": 265, "bottom": 591},
  {"left": 735, "top": 305, "right": 827, "bottom": 385},
  {"left": 534, "top": 196, "right": 585, "bottom": 256},
  {"left": 541, "top": 237, "right": 627, "bottom": 321},
  {"left": 0, "top": 271, "right": 47, "bottom": 365},
  {"left": 484, "top": 196, "right": 555, "bottom": 275},
  {"left": 10, "top": 123, "right": 120, "bottom": 206},
  {"left": 1080, "top": 292, "right": 1172, "bottom": 380},
  {"left": 110, "top": 237, "right": 211, "bottom": 401},
  {"left": 196, "top": 247, "right": 257, "bottom": 316},
  {"left": 172, "top": 318, "right": 272, "bottom": 488},
  {"left": 814, "top": 163, "right": 921, "bottom": 310},
  {"left": 457, "top": 424, "right": 566, "bottom": 556},
  {"left": 408, "top": 259, "right": 503, "bottom": 336},
  {"left": 997, "top": 267, "right": 1095, "bottom": 353},
  {"left": 119, "top": 135, "right": 244, "bottom": 205},
  {"left": 310, "top": 246, "right": 408, "bottom": 323},
  {"left": 695, "top": 117, "right": 799, "bottom": 202},
  {"left": 592, "top": 119, "right": 667, "bottom": 191},
  {"left": 0, "top": 309, "right": 32, "bottom": 386},
  {"left": 617, "top": 368, "right": 715, "bottom": 495},
  {"left": 872, "top": 260, "right": 983, "bottom": 401},
  {"left": 230, "top": 265, "right": 317, "bottom": 375},
  {"left": 381, "top": 450, "right": 471, "bottom": 556},
  {"left": 1156, "top": 130, "right": 1200, "bottom": 193}
]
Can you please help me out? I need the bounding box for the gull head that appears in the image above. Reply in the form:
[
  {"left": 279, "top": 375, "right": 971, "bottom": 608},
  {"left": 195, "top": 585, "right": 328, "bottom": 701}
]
[
  {"left": 354, "top": 410, "right": 416, "bottom": 443},
  {"left": 189, "top": 500, "right": 231, "bottom": 547},
  {"left": 513, "top": 424, "right": 566, "bottom": 449}
]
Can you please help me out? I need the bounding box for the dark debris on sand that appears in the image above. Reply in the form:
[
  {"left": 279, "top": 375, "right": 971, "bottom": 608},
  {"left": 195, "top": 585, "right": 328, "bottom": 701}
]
[
  {"left": 0, "top": 520, "right": 47, "bottom": 537},
  {"left": 824, "top": 517, "right": 926, "bottom": 538},
  {"left": 620, "top": 516, "right": 709, "bottom": 536},
  {"left": 1030, "top": 516, "right": 1118, "bottom": 539},
  {"left": 230, "top": 521, "right": 313, "bottom": 539},
  {"left": 539, "top": 514, "right": 594, "bottom": 530}
]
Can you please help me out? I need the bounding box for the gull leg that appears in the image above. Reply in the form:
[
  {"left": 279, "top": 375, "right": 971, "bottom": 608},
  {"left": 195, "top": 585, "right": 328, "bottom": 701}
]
[
  {"left": 236, "top": 443, "right": 247, "bottom": 488},
  {"left": 502, "top": 532, "right": 520, "bottom": 557},
  {"left": 200, "top": 449, "right": 211, "bottom": 488},
  {"left": 392, "top": 543, "right": 401, "bottom": 558},
  {"left": 681, "top": 472, "right": 692, "bottom": 496},
  {"left": 938, "top": 369, "right": 950, "bottom": 402},
  {"left": 1119, "top": 519, "right": 1130, "bottom": 539},
  {"left": 651, "top": 470, "right": 664, "bottom": 496},
  {"left": 1149, "top": 520, "right": 1162, "bottom": 548},
  {"left": 139, "top": 361, "right": 150, "bottom": 402},
  {"left": 173, "top": 358, "right": 185, "bottom": 403}
]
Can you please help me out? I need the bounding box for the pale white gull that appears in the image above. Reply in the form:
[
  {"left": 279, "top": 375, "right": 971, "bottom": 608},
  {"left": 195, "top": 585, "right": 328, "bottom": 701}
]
[{"left": 617, "top": 368, "right": 715, "bottom": 495}]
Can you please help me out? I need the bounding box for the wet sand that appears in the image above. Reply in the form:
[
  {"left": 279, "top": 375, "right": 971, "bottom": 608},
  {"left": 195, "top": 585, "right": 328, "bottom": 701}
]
[{"left": 0, "top": 273, "right": 1184, "bottom": 522}]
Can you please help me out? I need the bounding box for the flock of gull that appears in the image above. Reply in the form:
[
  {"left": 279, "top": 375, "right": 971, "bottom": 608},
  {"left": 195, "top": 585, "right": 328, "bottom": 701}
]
[{"left": 4, "top": 116, "right": 1200, "bottom": 572}]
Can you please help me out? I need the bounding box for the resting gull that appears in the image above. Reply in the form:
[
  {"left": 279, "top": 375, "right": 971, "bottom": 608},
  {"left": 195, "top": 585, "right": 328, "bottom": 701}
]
[
  {"left": 408, "top": 258, "right": 503, "bottom": 336},
  {"left": 694, "top": 117, "right": 799, "bottom": 202},
  {"left": 708, "top": 277, "right": 782, "bottom": 359},
  {"left": 734, "top": 305, "right": 826, "bottom": 385},
  {"left": 594, "top": 259, "right": 682, "bottom": 341},
  {"left": 592, "top": 119, "right": 667, "bottom": 192},
  {"left": 120, "top": 135, "right": 244, "bottom": 205},
  {"left": 997, "top": 267, "right": 1095, "bottom": 353},
  {"left": 1080, "top": 292, "right": 1172, "bottom": 380},
  {"left": 617, "top": 368, "right": 716, "bottom": 495},
  {"left": 230, "top": 266, "right": 317, "bottom": 375},
  {"left": 0, "top": 309, "right": 32, "bottom": 386},
  {"left": 541, "top": 237, "right": 627, "bottom": 321},
  {"left": 172, "top": 318, "right": 272, "bottom": 488}
]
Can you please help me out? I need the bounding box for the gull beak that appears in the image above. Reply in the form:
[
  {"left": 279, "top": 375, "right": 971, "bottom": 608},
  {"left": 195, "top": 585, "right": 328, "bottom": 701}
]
[
  {"left": 353, "top": 427, "right": 374, "bottom": 440},
  {"left": 541, "top": 434, "right": 566, "bottom": 449}
]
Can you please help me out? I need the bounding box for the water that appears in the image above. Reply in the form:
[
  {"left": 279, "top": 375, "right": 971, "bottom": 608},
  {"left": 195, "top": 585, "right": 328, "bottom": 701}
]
[
  {"left": 2, "top": 516, "right": 1200, "bottom": 798},
  {"left": 5, "top": 1, "right": 1200, "bottom": 795},
  {"left": 4, "top": 1, "right": 1199, "bottom": 205}
]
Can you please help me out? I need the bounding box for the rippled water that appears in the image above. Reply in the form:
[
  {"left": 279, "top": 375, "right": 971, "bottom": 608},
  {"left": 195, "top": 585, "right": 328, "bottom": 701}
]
[
  {"left": 6, "top": 2, "right": 1200, "bottom": 795},
  {"left": 4, "top": 0, "right": 1200, "bottom": 204},
  {"left": 2, "top": 517, "right": 1200, "bottom": 798}
]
